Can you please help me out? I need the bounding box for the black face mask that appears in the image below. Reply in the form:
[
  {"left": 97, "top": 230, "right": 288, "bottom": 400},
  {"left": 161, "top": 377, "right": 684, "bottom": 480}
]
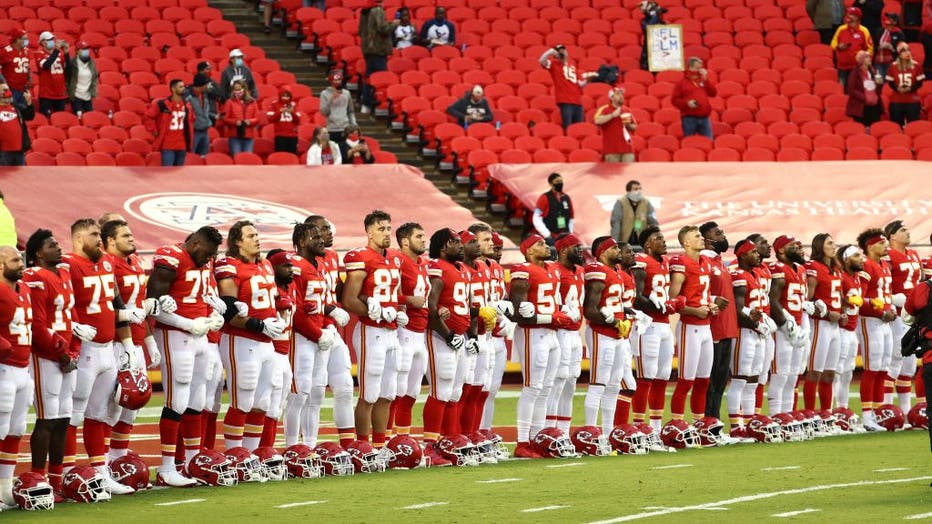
[
  {"left": 711, "top": 238, "right": 729, "bottom": 254},
  {"left": 553, "top": 182, "right": 564, "bottom": 193}
]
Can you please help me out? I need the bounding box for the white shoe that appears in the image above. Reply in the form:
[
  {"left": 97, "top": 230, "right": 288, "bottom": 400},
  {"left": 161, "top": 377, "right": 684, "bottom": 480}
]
[
  {"left": 156, "top": 470, "right": 198, "bottom": 488},
  {"left": 0, "top": 502, "right": 15, "bottom": 512},
  {"left": 901, "top": 422, "right": 913, "bottom": 431},
  {"left": 360, "top": 105, "right": 371, "bottom": 115},
  {"left": 97, "top": 467, "right": 135, "bottom": 495},
  {"left": 863, "top": 421, "right": 885, "bottom": 432}
]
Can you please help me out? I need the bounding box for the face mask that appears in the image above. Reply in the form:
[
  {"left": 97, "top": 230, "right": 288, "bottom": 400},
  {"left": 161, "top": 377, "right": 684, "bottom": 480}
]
[
  {"left": 712, "top": 238, "right": 729, "bottom": 254},
  {"left": 21, "top": 39, "right": 29, "bottom": 48},
  {"left": 0, "top": 88, "right": 11, "bottom": 99},
  {"left": 79, "top": 50, "right": 90, "bottom": 60},
  {"left": 232, "top": 91, "right": 244, "bottom": 99},
  {"left": 43, "top": 40, "right": 54, "bottom": 50},
  {"left": 628, "top": 190, "right": 643, "bottom": 202},
  {"left": 553, "top": 182, "right": 564, "bottom": 192},
  {"left": 348, "top": 132, "right": 360, "bottom": 141},
  {"left": 233, "top": 58, "right": 244, "bottom": 67}
]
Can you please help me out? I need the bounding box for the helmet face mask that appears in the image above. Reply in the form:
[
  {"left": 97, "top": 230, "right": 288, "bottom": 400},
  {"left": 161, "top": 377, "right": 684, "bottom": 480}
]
[
  {"left": 346, "top": 441, "right": 388, "bottom": 473},
  {"left": 747, "top": 414, "right": 783, "bottom": 443},
  {"left": 438, "top": 435, "right": 481, "bottom": 466},
  {"left": 13, "top": 472, "right": 55, "bottom": 511},
  {"left": 225, "top": 447, "right": 267, "bottom": 483},
  {"left": 63, "top": 466, "right": 111, "bottom": 503},
  {"left": 572, "top": 426, "right": 611, "bottom": 456},
  {"left": 283, "top": 444, "right": 323, "bottom": 479},
  {"left": 661, "top": 420, "right": 700, "bottom": 449},
  {"left": 189, "top": 450, "right": 238, "bottom": 486},
  {"left": 533, "top": 428, "right": 578, "bottom": 458},
  {"left": 254, "top": 447, "right": 287, "bottom": 481},
  {"left": 314, "top": 443, "right": 355, "bottom": 476},
  {"left": 693, "top": 417, "right": 726, "bottom": 447},
  {"left": 610, "top": 425, "right": 649, "bottom": 454}
]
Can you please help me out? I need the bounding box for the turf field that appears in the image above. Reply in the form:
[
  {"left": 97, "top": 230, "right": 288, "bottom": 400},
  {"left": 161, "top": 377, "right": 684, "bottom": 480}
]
[{"left": 10, "top": 386, "right": 932, "bottom": 522}]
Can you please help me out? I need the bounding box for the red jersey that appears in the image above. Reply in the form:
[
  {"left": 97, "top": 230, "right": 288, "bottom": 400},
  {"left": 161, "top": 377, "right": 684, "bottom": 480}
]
[
  {"left": 145, "top": 98, "right": 192, "bottom": 151},
  {"left": 399, "top": 254, "right": 431, "bottom": 334},
  {"left": 0, "top": 282, "right": 32, "bottom": 368},
  {"left": 463, "top": 260, "right": 492, "bottom": 335},
  {"left": 343, "top": 247, "right": 402, "bottom": 329},
  {"left": 34, "top": 48, "right": 68, "bottom": 99},
  {"left": 317, "top": 248, "right": 341, "bottom": 327},
  {"left": 706, "top": 252, "right": 738, "bottom": 340},
  {"left": 885, "top": 61, "right": 924, "bottom": 104},
  {"left": 487, "top": 259, "right": 508, "bottom": 338},
  {"left": 111, "top": 253, "right": 148, "bottom": 345},
  {"left": 730, "top": 266, "right": 764, "bottom": 328},
  {"left": 924, "top": 256, "right": 932, "bottom": 280},
  {"left": 618, "top": 266, "right": 636, "bottom": 309},
  {"left": 272, "top": 282, "right": 297, "bottom": 355},
  {"left": 805, "top": 260, "right": 843, "bottom": 317},
  {"left": 63, "top": 254, "right": 117, "bottom": 344},
  {"left": 669, "top": 254, "right": 713, "bottom": 326},
  {"left": 510, "top": 261, "right": 560, "bottom": 330},
  {"left": 633, "top": 253, "right": 670, "bottom": 323},
  {"left": 427, "top": 258, "right": 472, "bottom": 335},
  {"left": 839, "top": 271, "right": 861, "bottom": 331},
  {"left": 768, "top": 261, "right": 806, "bottom": 325},
  {"left": 23, "top": 266, "right": 76, "bottom": 360},
  {"left": 265, "top": 102, "right": 302, "bottom": 138},
  {"left": 0, "top": 103, "right": 24, "bottom": 152},
  {"left": 831, "top": 24, "right": 873, "bottom": 70},
  {"left": 0, "top": 45, "right": 31, "bottom": 91},
  {"left": 552, "top": 262, "right": 584, "bottom": 332},
  {"left": 594, "top": 103, "right": 635, "bottom": 155},
  {"left": 544, "top": 57, "right": 583, "bottom": 105},
  {"left": 753, "top": 264, "right": 772, "bottom": 315},
  {"left": 215, "top": 256, "right": 277, "bottom": 342},
  {"left": 583, "top": 261, "right": 627, "bottom": 339},
  {"left": 290, "top": 254, "right": 325, "bottom": 343},
  {"left": 887, "top": 247, "right": 922, "bottom": 296},
  {"left": 152, "top": 244, "right": 213, "bottom": 328},
  {"left": 858, "top": 258, "right": 892, "bottom": 318}
]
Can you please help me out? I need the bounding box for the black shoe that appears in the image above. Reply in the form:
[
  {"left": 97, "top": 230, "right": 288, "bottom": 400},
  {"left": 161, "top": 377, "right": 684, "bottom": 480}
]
[{"left": 264, "top": 26, "right": 272, "bottom": 34}]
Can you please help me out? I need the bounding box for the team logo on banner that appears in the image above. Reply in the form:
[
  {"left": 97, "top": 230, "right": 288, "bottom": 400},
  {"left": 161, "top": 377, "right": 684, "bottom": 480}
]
[{"left": 124, "top": 193, "right": 312, "bottom": 245}]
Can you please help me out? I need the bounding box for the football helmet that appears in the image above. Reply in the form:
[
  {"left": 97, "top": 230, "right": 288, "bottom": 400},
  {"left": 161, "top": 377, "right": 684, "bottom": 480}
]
[
  {"left": 818, "top": 409, "right": 839, "bottom": 435},
  {"left": 383, "top": 435, "right": 423, "bottom": 469},
  {"left": 907, "top": 402, "right": 928, "bottom": 430},
  {"left": 114, "top": 368, "right": 152, "bottom": 410},
  {"left": 746, "top": 414, "right": 783, "bottom": 443},
  {"left": 282, "top": 444, "right": 323, "bottom": 479},
  {"left": 467, "top": 431, "right": 498, "bottom": 464},
  {"left": 110, "top": 452, "right": 150, "bottom": 491},
  {"left": 831, "top": 407, "right": 862, "bottom": 432},
  {"left": 800, "top": 408, "right": 826, "bottom": 437},
  {"left": 692, "top": 416, "right": 726, "bottom": 447},
  {"left": 635, "top": 423, "right": 668, "bottom": 451},
  {"left": 62, "top": 465, "right": 110, "bottom": 503},
  {"left": 874, "top": 404, "right": 905, "bottom": 431},
  {"left": 345, "top": 440, "right": 387, "bottom": 473},
  {"left": 773, "top": 412, "right": 806, "bottom": 441},
  {"left": 12, "top": 471, "right": 54, "bottom": 511},
  {"left": 532, "top": 427, "right": 578, "bottom": 458},
  {"left": 571, "top": 426, "right": 611, "bottom": 456},
  {"left": 253, "top": 447, "right": 287, "bottom": 481},
  {"left": 479, "top": 429, "right": 510, "bottom": 460},
  {"left": 437, "top": 434, "right": 481, "bottom": 466},
  {"left": 660, "top": 420, "right": 700, "bottom": 449},
  {"left": 609, "top": 424, "right": 649, "bottom": 454},
  {"left": 790, "top": 411, "right": 815, "bottom": 440},
  {"left": 313, "top": 442, "right": 355, "bottom": 476},
  {"left": 188, "top": 449, "right": 238, "bottom": 486},
  {"left": 224, "top": 447, "right": 266, "bottom": 482}
]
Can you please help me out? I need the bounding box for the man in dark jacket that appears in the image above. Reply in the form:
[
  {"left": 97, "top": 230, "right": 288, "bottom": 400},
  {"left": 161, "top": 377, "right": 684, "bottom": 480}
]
[
  {"left": 0, "top": 83, "right": 35, "bottom": 166},
  {"left": 359, "top": 0, "right": 399, "bottom": 113},
  {"left": 185, "top": 74, "right": 218, "bottom": 158},
  {"left": 446, "top": 85, "right": 493, "bottom": 126}
]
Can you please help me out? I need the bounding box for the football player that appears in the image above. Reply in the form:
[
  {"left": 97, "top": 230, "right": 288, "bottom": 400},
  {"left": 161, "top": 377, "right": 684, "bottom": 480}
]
[
  {"left": 391, "top": 222, "right": 430, "bottom": 437},
  {"left": 147, "top": 226, "right": 223, "bottom": 487},
  {"left": 263, "top": 249, "right": 297, "bottom": 448},
  {"left": 23, "top": 230, "right": 80, "bottom": 496},
  {"left": 767, "top": 236, "right": 808, "bottom": 416},
  {"left": 0, "top": 246, "right": 34, "bottom": 508},
  {"left": 341, "top": 210, "right": 405, "bottom": 448},
  {"left": 614, "top": 242, "right": 643, "bottom": 426},
  {"left": 803, "top": 233, "right": 844, "bottom": 412},
  {"left": 746, "top": 234, "right": 774, "bottom": 415},
  {"left": 217, "top": 221, "right": 286, "bottom": 452},
  {"left": 668, "top": 226, "right": 717, "bottom": 422},
  {"left": 884, "top": 220, "right": 921, "bottom": 413},
  {"left": 546, "top": 234, "right": 584, "bottom": 434},
  {"left": 304, "top": 215, "right": 354, "bottom": 447},
  {"left": 856, "top": 229, "right": 896, "bottom": 431},
  {"left": 460, "top": 227, "right": 497, "bottom": 434},
  {"left": 480, "top": 231, "right": 513, "bottom": 433},
  {"left": 836, "top": 245, "right": 864, "bottom": 415},
  {"left": 698, "top": 221, "right": 736, "bottom": 420}
]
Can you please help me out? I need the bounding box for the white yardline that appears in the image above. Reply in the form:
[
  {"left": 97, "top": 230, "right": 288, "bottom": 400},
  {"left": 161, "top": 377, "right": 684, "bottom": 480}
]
[
  {"left": 762, "top": 466, "right": 801, "bottom": 471},
  {"left": 773, "top": 509, "right": 821, "bottom": 518},
  {"left": 521, "top": 505, "right": 569, "bottom": 513},
  {"left": 874, "top": 467, "right": 910, "bottom": 472},
  {"left": 546, "top": 462, "right": 585, "bottom": 469},
  {"left": 400, "top": 502, "right": 449, "bottom": 510},
  {"left": 276, "top": 501, "right": 328, "bottom": 509},
  {"left": 651, "top": 464, "right": 693, "bottom": 470},
  {"left": 154, "top": 499, "right": 206, "bottom": 507},
  {"left": 585, "top": 476, "right": 932, "bottom": 524},
  {"left": 905, "top": 512, "right": 932, "bottom": 520},
  {"left": 476, "top": 478, "right": 523, "bottom": 484},
  {"left": 642, "top": 506, "right": 726, "bottom": 511}
]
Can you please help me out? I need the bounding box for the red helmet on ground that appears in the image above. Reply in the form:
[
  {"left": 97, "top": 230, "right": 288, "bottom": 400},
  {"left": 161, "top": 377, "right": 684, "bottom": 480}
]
[
  {"left": 831, "top": 407, "right": 861, "bottom": 432},
  {"left": 188, "top": 449, "right": 237, "bottom": 486},
  {"left": 907, "top": 402, "right": 928, "bottom": 430},
  {"left": 224, "top": 446, "right": 266, "bottom": 482},
  {"left": 660, "top": 420, "right": 700, "bottom": 449},
  {"left": 478, "top": 429, "right": 509, "bottom": 460},
  {"left": 115, "top": 368, "right": 152, "bottom": 410},
  {"left": 773, "top": 412, "right": 806, "bottom": 441},
  {"left": 345, "top": 440, "right": 387, "bottom": 473},
  {"left": 13, "top": 471, "right": 54, "bottom": 510},
  {"left": 533, "top": 427, "right": 578, "bottom": 458},
  {"left": 818, "top": 409, "right": 838, "bottom": 434},
  {"left": 62, "top": 465, "right": 110, "bottom": 503},
  {"left": 609, "top": 424, "right": 649, "bottom": 454},
  {"left": 437, "top": 434, "right": 481, "bottom": 466},
  {"left": 790, "top": 410, "right": 815, "bottom": 440},
  {"left": 635, "top": 423, "right": 664, "bottom": 450},
  {"left": 282, "top": 444, "right": 322, "bottom": 479},
  {"left": 874, "top": 404, "right": 905, "bottom": 431},
  {"left": 313, "top": 442, "right": 355, "bottom": 476},
  {"left": 253, "top": 446, "right": 287, "bottom": 481},
  {"left": 572, "top": 425, "right": 611, "bottom": 456},
  {"left": 383, "top": 435, "right": 422, "bottom": 469},
  {"left": 692, "top": 416, "right": 726, "bottom": 447},
  {"left": 111, "top": 452, "right": 150, "bottom": 491},
  {"left": 467, "top": 431, "right": 498, "bottom": 463},
  {"left": 746, "top": 414, "right": 783, "bottom": 443}
]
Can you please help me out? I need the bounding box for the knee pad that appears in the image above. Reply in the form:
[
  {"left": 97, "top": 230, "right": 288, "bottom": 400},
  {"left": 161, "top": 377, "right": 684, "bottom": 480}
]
[
  {"left": 0, "top": 382, "right": 14, "bottom": 413},
  {"left": 308, "top": 386, "right": 326, "bottom": 408},
  {"left": 436, "top": 353, "right": 456, "bottom": 382},
  {"left": 235, "top": 360, "right": 261, "bottom": 392},
  {"left": 170, "top": 351, "right": 195, "bottom": 386},
  {"left": 330, "top": 373, "right": 354, "bottom": 399}
]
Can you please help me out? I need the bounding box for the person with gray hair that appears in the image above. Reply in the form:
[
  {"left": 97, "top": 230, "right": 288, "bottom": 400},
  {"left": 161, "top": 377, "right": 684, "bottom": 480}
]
[{"left": 671, "top": 57, "right": 717, "bottom": 139}]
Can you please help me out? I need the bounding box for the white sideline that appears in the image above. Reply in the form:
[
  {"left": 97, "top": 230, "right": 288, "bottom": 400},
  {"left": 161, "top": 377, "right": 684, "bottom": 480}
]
[
  {"left": 585, "top": 476, "right": 932, "bottom": 523},
  {"left": 521, "top": 505, "right": 569, "bottom": 513},
  {"left": 546, "top": 462, "right": 585, "bottom": 469},
  {"left": 276, "top": 501, "right": 328, "bottom": 509},
  {"left": 651, "top": 464, "right": 693, "bottom": 470},
  {"left": 400, "top": 502, "right": 449, "bottom": 510},
  {"left": 476, "top": 478, "right": 523, "bottom": 484},
  {"left": 154, "top": 499, "right": 205, "bottom": 506},
  {"left": 761, "top": 466, "right": 801, "bottom": 471},
  {"left": 874, "top": 467, "right": 910, "bottom": 472},
  {"left": 904, "top": 512, "right": 932, "bottom": 520},
  {"left": 773, "top": 509, "right": 821, "bottom": 517}
]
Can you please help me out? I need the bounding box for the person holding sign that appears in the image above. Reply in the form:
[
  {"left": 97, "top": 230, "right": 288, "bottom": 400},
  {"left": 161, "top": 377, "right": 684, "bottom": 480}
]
[
  {"left": 671, "top": 57, "right": 717, "bottom": 140},
  {"left": 594, "top": 87, "right": 638, "bottom": 163}
]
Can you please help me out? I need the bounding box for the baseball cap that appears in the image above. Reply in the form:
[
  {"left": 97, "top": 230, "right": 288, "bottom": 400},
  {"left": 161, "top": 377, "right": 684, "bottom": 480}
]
[
  {"left": 193, "top": 73, "right": 210, "bottom": 87},
  {"left": 471, "top": 85, "right": 483, "bottom": 96},
  {"left": 229, "top": 49, "right": 244, "bottom": 58},
  {"left": 11, "top": 29, "right": 27, "bottom": 41},
  {"left": 76, "top": 41, "right": 90, "bottom": 50},
  {"left": 39, "top": 31, "right": 54, "bottom": 42},
  {"left": 197, "top": 61, "right": 211, "bottom": 71},
  {"left": 846, "top": 6, "right": 861, "bottom": 18}
]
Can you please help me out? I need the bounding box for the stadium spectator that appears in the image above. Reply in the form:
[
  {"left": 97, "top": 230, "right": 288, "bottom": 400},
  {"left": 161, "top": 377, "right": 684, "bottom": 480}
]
[
  {"left": 359, "top": 0, "right": 399, "bottom": 114},
  {"left": 261, "top": 0, "right": 274, "bottom": 33},
  {"left": 266, "top": 88, "right": 302, "bottom": 154},
  {"left": 195, "top": 61, "right": 224, "bottom": 102},
  {"left": 186, "top": 74, "right": 218, "bottom": 158},
  {"left": 532, "top": 172, "right": 574, "bottom": 244},
  {"left": 419, "top": 7, "right": 456, "bottom": 48},
  {"left": 886, "top": 42, "right": 925, "bottom": 125},
  {"left": 446, "top": 85, "right": 493, "bottom": 127},
  {"left": 853, "top": 0, "right": 885, "bottom": 36},
  {"left": 639, "top": 1, "right": 667, "bottom": 70},
  {"left": 874, "top": 13, "right": 906, "bottom": 80},
  {"left": 339, "top": 124, "right": 375, "bottom": 164},
  {"left": 220, "top": 49, "right": 258, "bottom": 101},
  {"left": 66, "top": 41, "right": 97, "bottom": 116},
  {"left": 146, "top": 79, "right": 194, "bottom": 167},
  {"left": 222, "top": 79, "right": 259, "bottom": 156},
  {"left": 832, "top": 7, "right": 874, "bottom": 90},
  {"left": 0, "top": 29, "right": 31, "bottom": 106},
  {"left": 807, "top": 0, "right": 845, "bottom": 45},
  {"left": 319, "top": 70, "right": 356, "bottom": 143},
  {"left": 610, "top": 180, "right": 658, "bottom": 246},
  {"left": 672, "top": 57, "right": 717, "bottom": 140},
  {"left": 594, "top": 87, "right": 637, "bottom": 163},
  {"left": 394, "top": 8, "right": 417, "bottom": 49},
  {"left": 306, "top": 127, "right": 342, "bottom": 166},
  {"left": 846, "top": 50, "right": 885, "bottom": 128},
  {"left": 0, "top": 83, "right": 34, "bottom": 166},
  {"left": 34, "top": 32, "right": 69, "bottom": 118},
  {"left": 539, "top": 45, "right": 597, "bottom": 129}
]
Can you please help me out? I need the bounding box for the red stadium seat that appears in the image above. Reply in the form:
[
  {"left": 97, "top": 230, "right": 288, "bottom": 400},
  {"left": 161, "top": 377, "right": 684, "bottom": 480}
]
[
  {"left": 62, "top": 138, "right": 93, "bottom": 155},
  {"left": 747, "top": 134, "right": 779, "bottom": 152},
  {"left": 835, "top": 121, "right": 868, "bottom": 138},
  {"left": 707, "top": 148, "right": 742, "bottom": 161},
  {"left": 568, "top": 149, "right": 601, "bottom": 162},
  {"left": 26, "top": 152, "right": 57, "bottom": 166},
  {"left": 880, "top": 147, "right": 913, "bottom": 160},
  {"left": 776, "top": 147, "right": 810, "bottom": 161},
  {"left": 638, "top": 148, "right": 671, "bottom": 162},
  {"left": 673, "top": 148, "right": 707, "bottom": 161},
  {"left": 514, "top": 136, "right": 546, "bottom": 151},
  {"left": 56, "top": 152, "right": 87, "bottom": 166},
  {"left": 743, "top": 147, "right": 775, "bottom": 161},
  {"left": 846, "top": 147, "right": 879, "bottom": 160},
  {"left": 880, "top": 134, "right": 912, "bottom": 151},
  {"left": 267, "top": 152, "right": 299, "bottom": 165},
  {"left": 31, "top": 138, "right": 63, "bottom": 156},
  {"left": 499, "top": 149, "right": 532, "bottom": 163},
  {"left": 86, "top": 152, "right": 116, "bottom": 166},
  {"left": 869, "top": 121, "right": 904, "bottom": 139},
  {"left": 780, "top": 133, "right": 813, "bottom": 151},
  {"left": 811, "top": 147, "right": 845, "bottom": 160}
]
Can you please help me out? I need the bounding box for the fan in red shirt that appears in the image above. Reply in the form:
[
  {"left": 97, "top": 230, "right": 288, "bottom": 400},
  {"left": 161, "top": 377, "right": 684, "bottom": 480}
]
[
  {"left": 266, "top": 88, "right": 302, "bottom": 155},
  {"left": 34, "top": 32, "right": 69, "bottom": 117},
  {"left": 593, "top": 87, "right": 638, "bottom": 163},
  {"left": 539, "top": 44, "right": 596, "bottom": 129},
  {"left": 0, "top": 82, "right": 35, "bottom": 167},
  {"left": 671, "top": 57, "right": 717, "bottom": 139},
  {"left": 0, "top": 29, "right": 31, "bottom": 102},
  {"left": 222, "top": 79, "right": 260, "bottom": 157},
  {"left": 145, "top": 79, "right": 194, "bottom": 166},
  {"left": 831, "top": 7, "right": 874, "bottom": 86},
  {"left": 885, "top": 43, "right": 925, "bottom": 125}
]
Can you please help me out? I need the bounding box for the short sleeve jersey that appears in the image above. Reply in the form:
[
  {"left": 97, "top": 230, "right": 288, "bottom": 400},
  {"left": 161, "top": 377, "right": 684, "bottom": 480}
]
[
  {"left": 510, "top": 261, "right": 560, "bottom": 330},
  {"left": 399, "top": 254, "right": 431, "bottom": 334},
  {"left": 858, "top": 258, "right": 892, "bottom": 319},
  {"left": 62, "top": 253, "right": 117, "bottom": 344},
  {"left": 730, "top": 266, "right": 763, "bottom": 328},
  {"left": 290, "top": 254, "right": 325, "bottom": 342},
  {"left": 838, "top": 270, "right": 861, "bottom": 331},
  {"left": 23, "top": 266, "right": 75, "bottom": 359},
  {"left": 633, "top": 253, "right": 670, "bottom": 323},
  {"left": 768, "top": 261, "right": 806, "bottom": 325},
  {"left": 552, "top": 262, "right": 585, "bottom": 332},
  {"left": 111, "top": 253, "right": 148, "bottom": 345},
  {"left": 805, "top": 260, "right": 843, "bottom": 317},
  {"left": 0, "top": 282, "right": 32, "bottom": 367},
  {"left": 272, "top": 282, "right": 297, "bottom": 355},
  {"left": 343, "top": 247, "right": 402, "bottom": 329},
  {"left": 152, "top": 244, "right": 213, "bottom": 327},
  {"left": 753, "top": 264, "right": 772, "bottom": 315},
  {"left": 669, "top": 254, "right": 713, "bottom": 325},
  {"left": 887, "top": 248, "right": 922, "bottom": 296},
  {"left": 215, "top": 256, "right": 277, "bottom": 341},
  {"left": 427, "top": 258, "right": 472, "bottom": 335},
  {"left": 583, "top": 261, "right": 626, "bottom": 339}
]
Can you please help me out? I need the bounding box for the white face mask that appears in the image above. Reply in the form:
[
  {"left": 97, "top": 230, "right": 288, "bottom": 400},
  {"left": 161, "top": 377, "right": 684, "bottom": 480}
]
[{"left": 628, "top": 190, "right": 643, "bottom": 202}]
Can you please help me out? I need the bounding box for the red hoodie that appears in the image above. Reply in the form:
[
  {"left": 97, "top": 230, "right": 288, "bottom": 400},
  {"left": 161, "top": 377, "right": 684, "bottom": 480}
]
[
  {"left": 266, "top": 90, "right": 302, "bottom": 138},
  {"left": 672, "top": 73, "right": 717, "bottom": 117}
]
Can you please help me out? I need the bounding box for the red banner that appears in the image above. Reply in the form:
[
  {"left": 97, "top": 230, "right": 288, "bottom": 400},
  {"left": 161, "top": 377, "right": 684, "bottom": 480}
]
[{"left": 489, "top": 161, "right": 932, "bottom": 249}]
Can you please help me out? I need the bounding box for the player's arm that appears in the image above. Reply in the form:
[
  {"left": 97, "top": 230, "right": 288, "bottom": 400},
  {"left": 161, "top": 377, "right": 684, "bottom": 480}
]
[
  {"left": 218, "top": 278, "right": 251, "bottom": 329},
  {"left": 806, "top": 275, "right": 818, "bottom": 301},
  {"left": 25, "top": 284, "right": 67, "bottom": 362},
  {"left": 145, "top": 265, "right": 175, "bottom": 299},
  {"left": 427, "top": 276, "right": 451, "bottom": 337},
  {"left": 583, "top": 280, "right": 613, "bottom": 327},
  {"left": 732, "top": 284, "right": 759, "bottom": 329},
  {"left": 340, "top": 270, "right": 368, "bottom": 317},
  {"left": 632, "top": 267, "right": 657, "bottom": 313},
  {"left": 508, "top": 279, "right": 535, "bottom": 326},
  {"left": 669, "top": 272, "right": 708, "bottom": 319},
  {"left": 769, "top": 276, "right": 788, "bottom": 325}
]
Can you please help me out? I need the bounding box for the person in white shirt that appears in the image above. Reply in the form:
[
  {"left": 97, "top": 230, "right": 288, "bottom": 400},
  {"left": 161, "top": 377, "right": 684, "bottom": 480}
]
[
  {"left": 306, "top": 127, "right": 342, "bottom": 166},
  {"left": 393, "top": 8, "right": 416, "bottom": 49}
]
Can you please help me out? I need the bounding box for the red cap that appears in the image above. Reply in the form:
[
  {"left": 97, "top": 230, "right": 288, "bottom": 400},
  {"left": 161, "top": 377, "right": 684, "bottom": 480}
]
[
  {"left": 594, "top": 238, "right": 617, "bottom": 260},
  {"left": 267, "top": 250, "right": 296, "bottom": 266},
  {"left": 520, "top": 234, "right": 545, "bottom": 255},
  {"left": 491, "top": 232, "right": 504, "bottom": 247},
  {"left": 846, "top": 6, "right": 861, "bottom": 18},
  {"left": 328, "top": 69, "right": 344, "bottom": 83},
  {"left": 459, "top": 230, "right": 476, "bottom": 244},
  {"left": 554, "top": 234, "right": 582, "bottom": 252},
  {"left": 773, "top": 235, "right": 796, "bottom": 253},
  {"left": 11, "top": 28, "right": 27, "bottom": 41},
  {"left": 76, "top": 40, "right": 90, "bottom": 50}
]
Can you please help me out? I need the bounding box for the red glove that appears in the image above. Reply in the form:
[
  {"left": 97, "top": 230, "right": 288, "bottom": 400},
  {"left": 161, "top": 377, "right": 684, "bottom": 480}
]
[
  {"left": 0, "top": 336, "right": 11, "bottom": 360},
  {"left": 665, "top": 296, "right": 687, "bottom": 313},
  {"left": 303, "top": 302, "right": 320, "bottom": 316},
  {"left": 275, "top": 296, "right": 294, "bottom": 312},
  {"left": 551, "top": 311, "right": 573, "bottom": 327}
]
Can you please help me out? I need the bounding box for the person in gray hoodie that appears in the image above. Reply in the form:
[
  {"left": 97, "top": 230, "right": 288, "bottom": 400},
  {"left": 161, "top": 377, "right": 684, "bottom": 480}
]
[
  {"left": 185, "top": 73, "right": 218, "bottom": 157},
  {"left": 319, "top": 70, "right": 356, "bottom": 143}
]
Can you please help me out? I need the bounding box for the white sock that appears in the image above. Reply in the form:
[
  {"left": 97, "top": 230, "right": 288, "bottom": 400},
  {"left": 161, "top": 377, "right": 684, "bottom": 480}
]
[
  {"left": 741, "top": 382, "right": 757, "bottom": 419},
  {"left": 517, "top": 386, "right": 539, "bottom": 442},
  {"left": 584, "top": 385, "right": 604, "bottom": 428},
  {"left": 0, "top": 478, "right": 13, "bottom": 505},
  {"left": 243, "top": 436, "right": 260, "bottom": 451},
  {"left": 884, "top": 375, "right": 895, "bottom": 405},
  {"left": 650, "top": 418, "right": 662, "bottom": 432},
  {"left": 835, "top": 370, "right": 852, "bottom": 408},
  {"left": 305, "top": 386, "right": 325, "bottom": 447},
  {"left": 530, "top": 385, "right": 553, "bottom": 437},
  {"left": 897, "top": 392, "right": 912, "bottom": 414},
  {"left": 558, "top": 379, "right": 575, "bottom": 434},
  {"left": 547, "top": 376, "right": 566, "bottom": 423},
  {"left": 727, "top": 378, "right": 746, "bottom": 426},
  {"left": 600, "top": 386, "right": 620, "bottom": 436},
  {"left": 108, "top": 448, "right": 128, "bottom": 463},
  {"left": 480, "top": 391, "right": 496, "bottom": 431},
  {"left": 332, "top": 387, "right": 355, "bottom": 431},
  {"left": 284, "top": 392, "right": 306, "bottom": 447},
  {"left": 768, "top": 374, "right": 786, "bottom": 416}
]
